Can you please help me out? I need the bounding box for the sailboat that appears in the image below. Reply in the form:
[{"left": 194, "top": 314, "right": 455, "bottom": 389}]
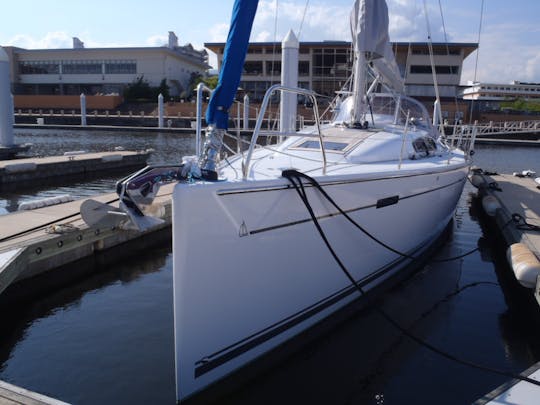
[{"left": 82, "top": 0, "right": 474, "bottom": 402}]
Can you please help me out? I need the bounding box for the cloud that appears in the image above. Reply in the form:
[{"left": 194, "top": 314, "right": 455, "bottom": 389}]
[
  {"left": 7, "top": 32, "right": 73, "bottom": 49},
  {"left": 208, "top": 23, "right": 230, "bottom": 42},
  {"left": 460, "top": 22, "right": 540, "bottom": 84},
  {"left": 145, "top": 35, "right": 167, "bottom": 47}
]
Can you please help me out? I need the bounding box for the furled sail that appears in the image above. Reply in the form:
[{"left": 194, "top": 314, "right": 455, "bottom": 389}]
[
  {"left": 205, "top": 0, "right": 259, "bottom": 129},
  {"left": 200, "top": 0, "right": 259, "bottom": 176},
  {"left": 350, "top": 0, "right": 404, "bottom": 93}
]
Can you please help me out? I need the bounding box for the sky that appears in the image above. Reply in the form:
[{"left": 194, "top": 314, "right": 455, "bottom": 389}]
[{"left": 1, "top": 0, "right": 539, "bottom": 85}]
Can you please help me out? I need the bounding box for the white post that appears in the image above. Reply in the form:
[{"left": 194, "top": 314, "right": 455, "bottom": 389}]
[
  {"left": 0, "top": 47, "right": 14, "bottom": 146},
  {"left": 243, "top": 94, "right": 250, "bottom": 130},
  {"left": 80, "top": 93, "right": 87, "bottom": 126},
  {"left": 158, "top": 93, "right": 164, "bottom": 128},
  {"left": 280, "top": 29, "right": 299, "bottom": 135}
]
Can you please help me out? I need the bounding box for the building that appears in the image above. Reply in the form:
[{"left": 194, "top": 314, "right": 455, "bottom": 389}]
[
  {"left": 3, "top": 32, "right": 209, "bottom": 98},
  {"left": 461, "top": 81, "right": 540, "bottom": 101},
  {"left": 204, "top": 41, "right": 477, "bottom": 102}
]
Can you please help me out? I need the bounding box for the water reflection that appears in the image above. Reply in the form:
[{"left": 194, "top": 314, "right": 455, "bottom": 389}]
[
  {"left": 1, "top": 131, "right": 540, "bottom": 404},
  {"left": 0, "top": 244, "right": 175, "bottom": 405}
]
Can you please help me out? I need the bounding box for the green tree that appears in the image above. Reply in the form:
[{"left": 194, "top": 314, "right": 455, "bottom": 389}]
[
  {"left": 124, "top": 76, "right": 170, "bottom": 102},
  {"left": 155, "top": 78, "right": 170, "bottom": 100},
  {"left": 182, "top": 72, "right": 219, "bottom": 100}
]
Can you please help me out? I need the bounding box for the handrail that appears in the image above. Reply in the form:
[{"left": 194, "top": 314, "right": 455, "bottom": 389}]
[
  {"left": 242, "top": 84, "right": 325, "bottom": 179},
  {"left": 195, "top": 83, "right": 213, "bottom": 159}
]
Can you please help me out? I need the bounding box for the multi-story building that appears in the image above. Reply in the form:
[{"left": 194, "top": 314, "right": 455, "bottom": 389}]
[
  {"left": 461, "top": 81, "right": 540, "bottom": 101},
  {"left": 204, "top": 41, "right": 477, "bottom": 102},
  {"left": 3, "top": 32, "right": 209, "bottom": 98}
]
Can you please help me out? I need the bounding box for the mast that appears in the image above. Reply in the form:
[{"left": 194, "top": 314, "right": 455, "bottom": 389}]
[
  {"left": 349, "top": 0, "right": 403, "bottom": 125},
  {"left": 351, "top": 48, "right": 366, "bottom": 125}
]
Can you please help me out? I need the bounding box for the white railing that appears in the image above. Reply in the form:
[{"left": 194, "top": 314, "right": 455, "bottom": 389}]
[
  {"left": 446, "top": 119, "right": 540, "bottom": 138},
  {"left": 243, "top": 84, "right": 324, "bottom": 179}
]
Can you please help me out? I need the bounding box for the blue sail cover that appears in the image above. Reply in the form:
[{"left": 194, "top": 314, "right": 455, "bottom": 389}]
[{"left": 206, "top": 0, "right": 259, "bottom": 129}]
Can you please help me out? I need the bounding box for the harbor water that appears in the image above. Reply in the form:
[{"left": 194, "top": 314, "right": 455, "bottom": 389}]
[{"left": 1, "top": 129, "right": 540, "bottom": 404}]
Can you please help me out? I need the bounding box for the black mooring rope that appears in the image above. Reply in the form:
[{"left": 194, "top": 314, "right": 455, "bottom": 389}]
[{"left": 282, "top": 169, "right": 540, "bottom": 388}]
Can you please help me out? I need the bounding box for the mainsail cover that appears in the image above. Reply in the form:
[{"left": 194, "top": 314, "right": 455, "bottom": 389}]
[
  {"left": 205, "top": 0, "right": 259, "bottom": 129},
  {"left": 350, "top": 0, "right": 404, "bottom": 93}
]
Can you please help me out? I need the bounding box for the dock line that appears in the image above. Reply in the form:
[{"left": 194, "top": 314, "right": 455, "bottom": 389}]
[{"left": 284, "top": 169, "right": 540, "bottom": 388}]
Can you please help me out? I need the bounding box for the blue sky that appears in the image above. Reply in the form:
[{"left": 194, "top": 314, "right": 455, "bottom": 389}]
[{"left": 1, "top": 0, "right": 539, "bottom": 85}]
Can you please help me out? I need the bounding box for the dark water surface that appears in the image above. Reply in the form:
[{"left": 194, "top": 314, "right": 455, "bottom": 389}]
[{"left": 0, "top": 130, "right": 539, "bottom": 404}]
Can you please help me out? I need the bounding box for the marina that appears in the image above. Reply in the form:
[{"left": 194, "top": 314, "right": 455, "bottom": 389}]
[
  {"left": 471, "top": 170, "right": 540, "bottom": 302},
  {"left": 0, "top": 150, "right": 150, "bottom": 190},
  {"left": 0, "top": 130, "right": 538, "bottom": 404},
  {"left": 1, "top": 0, "right": 540, "bottom": 403}
]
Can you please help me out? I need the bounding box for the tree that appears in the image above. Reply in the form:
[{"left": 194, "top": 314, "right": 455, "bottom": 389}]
[
  {"left": 182, "top": 72, "right": 219, "bottom": 100},
  {"left": 124, "top": 76, "right": 170, "bottom": 102},
  {"left": 156, "top": 78, "right": 170, "bottom": 100}
]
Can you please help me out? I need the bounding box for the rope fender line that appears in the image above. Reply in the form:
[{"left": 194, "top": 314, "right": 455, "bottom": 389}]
[{"left": 282, "top": 169, "right": 540, "bottom": 388}]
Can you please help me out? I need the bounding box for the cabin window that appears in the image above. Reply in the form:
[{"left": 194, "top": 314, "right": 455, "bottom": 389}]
[
  {"left": 412, "top": 137, "right": 437, "bottom": 156},
  {"left": 297, "top": 140, "right": 348, "bottom": 151}
]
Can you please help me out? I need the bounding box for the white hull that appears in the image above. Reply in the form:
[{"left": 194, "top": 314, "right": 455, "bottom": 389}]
[{"left": 172, "top": 164, "right": 468, "bottom": 401}]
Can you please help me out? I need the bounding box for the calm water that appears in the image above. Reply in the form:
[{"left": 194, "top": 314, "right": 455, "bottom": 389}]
[{"left": 0, "top": 130, "right": 539, "bottom": 404}]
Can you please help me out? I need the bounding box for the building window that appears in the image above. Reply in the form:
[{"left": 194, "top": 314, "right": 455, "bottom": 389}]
[
  {"left": 266, "top": 61, "right": 281, "bottom": 76},
  {"left": 410, "top": 65, "right": 459, "bottom": 74},
  {"left": 63, "top": 60, "right": 102, "bottom": 74},
  {"left": 299, "top": 61, "right": 310, "bottom": 76},
  {"left": 312, "top": 48, "right": 352, "bottom": 78},
  {"left": 18, "top": 61, "right": 60, "bottom": 74},
  {"left": 411, "top": 47, "right": 460, "bottom": 56},
  {"left": 243, "top": 61, "right": 263, "bottom": 75},
  {"left": 105, "top": 60, "right": 136, "bottom": 74}
]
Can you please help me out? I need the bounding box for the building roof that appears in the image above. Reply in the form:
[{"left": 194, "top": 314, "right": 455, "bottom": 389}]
[
  {"left": 205, "top": 41, "right": 478, "bottom": 57},
  {"left": 7, "top": 45, "right": 210, "bottom": 69}
]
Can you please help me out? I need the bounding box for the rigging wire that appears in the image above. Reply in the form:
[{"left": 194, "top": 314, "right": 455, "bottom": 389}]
[
  {"left": 269, "top": 0, "right": 280, "bottom": 88},
  {"left": 282, "top": 169, "right": 540, "bottom": 388},
  {"left": 437, "top": 0, "right": 461, "bottom": 125},
  {"left": 469, "top": 0, "right": 485, "bottom": 124},
  {"left": 422, "top": 0, "right": 444, "bottom": 129},
  {"left": 297, "top": 0, "right": 310, "bottom": 40}
]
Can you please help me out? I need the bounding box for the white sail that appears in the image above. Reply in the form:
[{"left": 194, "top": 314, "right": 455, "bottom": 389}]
[{"left": 350, "top": 0, "right": 404, "bottom": 94}]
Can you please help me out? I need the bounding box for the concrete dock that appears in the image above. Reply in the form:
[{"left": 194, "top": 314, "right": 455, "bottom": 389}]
[
  {"left": 475, "top": 362, "right": 540, "bottom": 404},
  {"left": 472, "top": 170, "right": 540, "bottom": 302},
  {"left": 0, "top": 150, "right": 150, "bottom": 190},
  {"left": 0, "top": 183, "right": 173, "bottom": 298},
  {"left": 0, "top": 380, "right": 70, "bottom": 405}
]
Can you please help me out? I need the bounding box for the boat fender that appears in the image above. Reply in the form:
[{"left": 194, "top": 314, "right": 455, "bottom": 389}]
[
  {"left": 469, "top": 174, "right": 484, "bottom": 188},
  {"left": 481, "top": 195, "right": 500, "bottom": 216},
  {"left": 64, "top": 150, "right": 87, "bottom": 156},
  {"left": 506, "top": 243, "right": 540, "bottom": 288},
  {"left": 18, "top": 194, "right": 74, "bottom": 211}
]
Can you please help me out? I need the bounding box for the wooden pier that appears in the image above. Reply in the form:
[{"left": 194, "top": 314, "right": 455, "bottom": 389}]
[
  {"left": 0, "top": 380, "right": 70, "bottom": 405},
  {"left": 0, "top": 184, "right": 173, "bottom": 298},
  {"left": 475, "top": 362, "right": 540, "bottom": 404},
  {"left": 0, "top": 151, "right": 150, "bottom": 190},
  {"left": 472, "top": 170, "right": 540, "bottom": 303}
]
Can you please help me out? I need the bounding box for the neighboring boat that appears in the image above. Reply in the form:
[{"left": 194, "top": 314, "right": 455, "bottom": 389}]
[{"left": 83, "top": 0, "right": 475, "bottom": 402}]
